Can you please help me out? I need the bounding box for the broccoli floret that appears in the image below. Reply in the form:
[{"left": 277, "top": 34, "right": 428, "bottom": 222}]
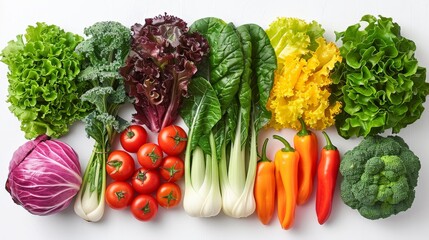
[{"left": 340, "top": 135, "right": 421, "bottom": 220}]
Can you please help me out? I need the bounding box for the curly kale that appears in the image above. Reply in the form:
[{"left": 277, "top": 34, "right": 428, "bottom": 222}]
[
  {"left": 73, "top": 21, "right": 131, "bottom": 222},
  {"left": 340, "top": 135, "right": 421, "bottom": 220}
]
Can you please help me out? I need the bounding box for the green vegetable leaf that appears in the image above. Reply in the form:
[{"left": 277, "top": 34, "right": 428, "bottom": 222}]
[
  {"left": 266, "top": 17, "right": 324, "bottom": 65},
  {"left": 235, "top": 25, "right": 252, "bottom": 147},
  {"left": 190, "top": 18, "right": 244, "bottom": 115},
  {"left": 242, "top": 24, "right": 277, "bottom": 134},
  {"left": 180, "top": 77, "right": 222, "bottom": 152}
]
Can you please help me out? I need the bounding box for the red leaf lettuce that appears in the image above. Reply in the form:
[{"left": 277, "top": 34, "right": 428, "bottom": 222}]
[{"left": 120, "top": 14, "right": 209, "bottom": 132}]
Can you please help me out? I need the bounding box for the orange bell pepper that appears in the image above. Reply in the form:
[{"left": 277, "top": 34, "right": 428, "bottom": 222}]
[
  {"left": 254, "top": 138, "right": 276, "bottom": 225},
  {"left": 273, "top": 135, "right": 299, "bottom": 230},
  {"left": 294, "top": 118, "right": 318, "bottom": 205}
]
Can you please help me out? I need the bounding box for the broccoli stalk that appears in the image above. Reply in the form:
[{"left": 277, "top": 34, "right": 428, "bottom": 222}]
[
  {"left": 340, "top": 135, "right": 421, "bottom": 220},
  {"left": 73, "top": 22, "right": 131, "bottom": 222}
]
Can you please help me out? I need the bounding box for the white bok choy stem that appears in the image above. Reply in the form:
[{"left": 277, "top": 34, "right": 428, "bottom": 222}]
[
  {"left": 183, "top": 133, "right": 222, "bottom": 217},
  {"left": 72, "top": 22, "right": 131, "bottom": 222},
  {"left": 219, "top": 114, "right": 257, "bottom": 218},
  {"left": 73, "top": 143, "right": 106, "bottom": 222}
]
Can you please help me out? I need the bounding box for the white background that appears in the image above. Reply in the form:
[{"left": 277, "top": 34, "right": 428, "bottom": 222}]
[{"left": 1, "top": 0, "right": 429, "bottom": 239}]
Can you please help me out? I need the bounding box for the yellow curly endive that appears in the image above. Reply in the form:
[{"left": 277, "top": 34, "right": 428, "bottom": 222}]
[{"left": 267, "top": 37, "right": 342, "bottom": 130}]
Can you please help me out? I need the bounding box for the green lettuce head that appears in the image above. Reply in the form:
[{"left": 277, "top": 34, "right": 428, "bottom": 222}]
[
  {"left": 332, "top": 15, "right": 429, "bottom": 138},
  {"left": 1, "top": 22, "right": 93, "bottom": 139}
]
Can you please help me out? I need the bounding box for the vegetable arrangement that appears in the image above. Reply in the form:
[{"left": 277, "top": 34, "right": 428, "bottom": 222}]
[
  {"left": 254, "top": 131, "right": 340, "bottom": 228},
  {"left": 1, "top": 12, "right": 427, "bottom": 231}
]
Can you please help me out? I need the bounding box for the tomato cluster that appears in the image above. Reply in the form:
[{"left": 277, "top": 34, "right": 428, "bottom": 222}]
[{"left": 105, "top": 124, "right": 187, "bottom": 221}]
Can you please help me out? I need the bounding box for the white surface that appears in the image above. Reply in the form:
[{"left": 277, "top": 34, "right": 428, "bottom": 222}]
[{"left": 1, "top": 0, "right": 428, "bottom": 239}]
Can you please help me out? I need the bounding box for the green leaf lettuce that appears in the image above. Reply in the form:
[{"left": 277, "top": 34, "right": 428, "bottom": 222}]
[
  {"left": 332, "top": 15, "right": 429, "bottom": 138},
  {"left": 1, "top": 22, "right": 93, "bottom": 139}
]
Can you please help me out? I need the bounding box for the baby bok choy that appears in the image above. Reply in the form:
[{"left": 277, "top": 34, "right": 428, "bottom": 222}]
[
  {"left": 218, "top": 24, "right": 276, "bottom": 218},
  {"left": 180, "top": 17, "right": 244, "bottom": 217},
  {"left": 73, "top": 21, "right": 131, "bottom": 222},
  {"left": 181, "top": 18, "right": 276, "bottom": 218},
  {"left": 180, "top": 77, "right": 222, "bottom": 217}
]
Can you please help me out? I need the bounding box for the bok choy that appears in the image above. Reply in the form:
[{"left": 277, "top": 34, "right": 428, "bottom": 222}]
[
  {"left": 180, "top": 77, "right": 222, "bottom": 217},
  {"left": 181, "top": 18, "right": 276, "bottom": 218},
  {"left": 218, "top": 24, "right": 276, "bottom": 218},
  {"left": 181, "top": 18, "right": 244, "bottom": 217}
]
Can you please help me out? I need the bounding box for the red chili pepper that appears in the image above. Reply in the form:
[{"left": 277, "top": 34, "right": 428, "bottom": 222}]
[{"left": 315, "top": 131, "right": 340, "bottom": 225}]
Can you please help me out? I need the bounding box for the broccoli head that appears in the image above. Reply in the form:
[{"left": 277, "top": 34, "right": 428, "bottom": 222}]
[{"left": 340, "top": 135, "right": 421, "bottom": 220}]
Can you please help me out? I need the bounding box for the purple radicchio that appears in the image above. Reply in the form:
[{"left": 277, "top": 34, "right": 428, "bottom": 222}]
[
  {"left": 120, "top": 13, "right": 209, "bottom": 132},
  {"left": 5, "top": 135, "right": 82, "bottom": 216}
]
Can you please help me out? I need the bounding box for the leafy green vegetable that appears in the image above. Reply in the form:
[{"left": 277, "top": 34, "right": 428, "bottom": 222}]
[
  {"left": 73, "top": 21, "right": 130, "bottom": 222},
  {"left": 181, "top": 77, "right": 223, "bottom": 152},
  {"left": 265, "top": 17, "right": 324, "bottom": 67},
  {"left": 332, "top": 15, "right": 429, "bottom": 138},
  {"left": 340, "top": 135, "right": 421, "bottom": 219},
  {"left": 180, "top": 77, "right": 223, "bottom": 217},
  {"left": 240, "top": 24, "right": 277, "bottom": 133},
  {"left": 1, "top": 22, "right": 92, "bottom": 139},
  {"left": 265, "top": 17, "right": 342, "bottom": 131},
  {"left": 182, "top": 19, "right": 276, "bottom": 218},
  {"left": 120, "top": 14, "right": 209, "bottom": 133},
  {"left": 191, "top": 18, "right": 244, "bottom": 115},
  {"left": 180, "top": 17, "right": 244, "bottom": 217},
  {"left": 218, "top": 23, "right": 277, "bottom": 218}
]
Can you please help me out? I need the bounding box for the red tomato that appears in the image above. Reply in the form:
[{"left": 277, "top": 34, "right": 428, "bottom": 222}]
[
  {"left": 137, "top": 143, "right": 163, "bottom": 169},
  {"left": 159, "top": 156, "right": 184, "bottom": 182},
  {"left": 158, "top": 125, "right": 187, "bottom": 156},
  {"left": 131, "top": 168, "right": 161, "bottom": 194},
  {"left": 130, "top": 194, "right": 158, "bottom": 221},
  {"left": 105, "top": 181, "right": 134, "bottom": 209},
  {"left": 156, "top": 182, "right": 182, "bottom": 209},
  {"left": 106, "top": 150, "right": 135, "bottom": 181},
  {"left": 120, "top": 125, "right": 147, "bottom": 153}
]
